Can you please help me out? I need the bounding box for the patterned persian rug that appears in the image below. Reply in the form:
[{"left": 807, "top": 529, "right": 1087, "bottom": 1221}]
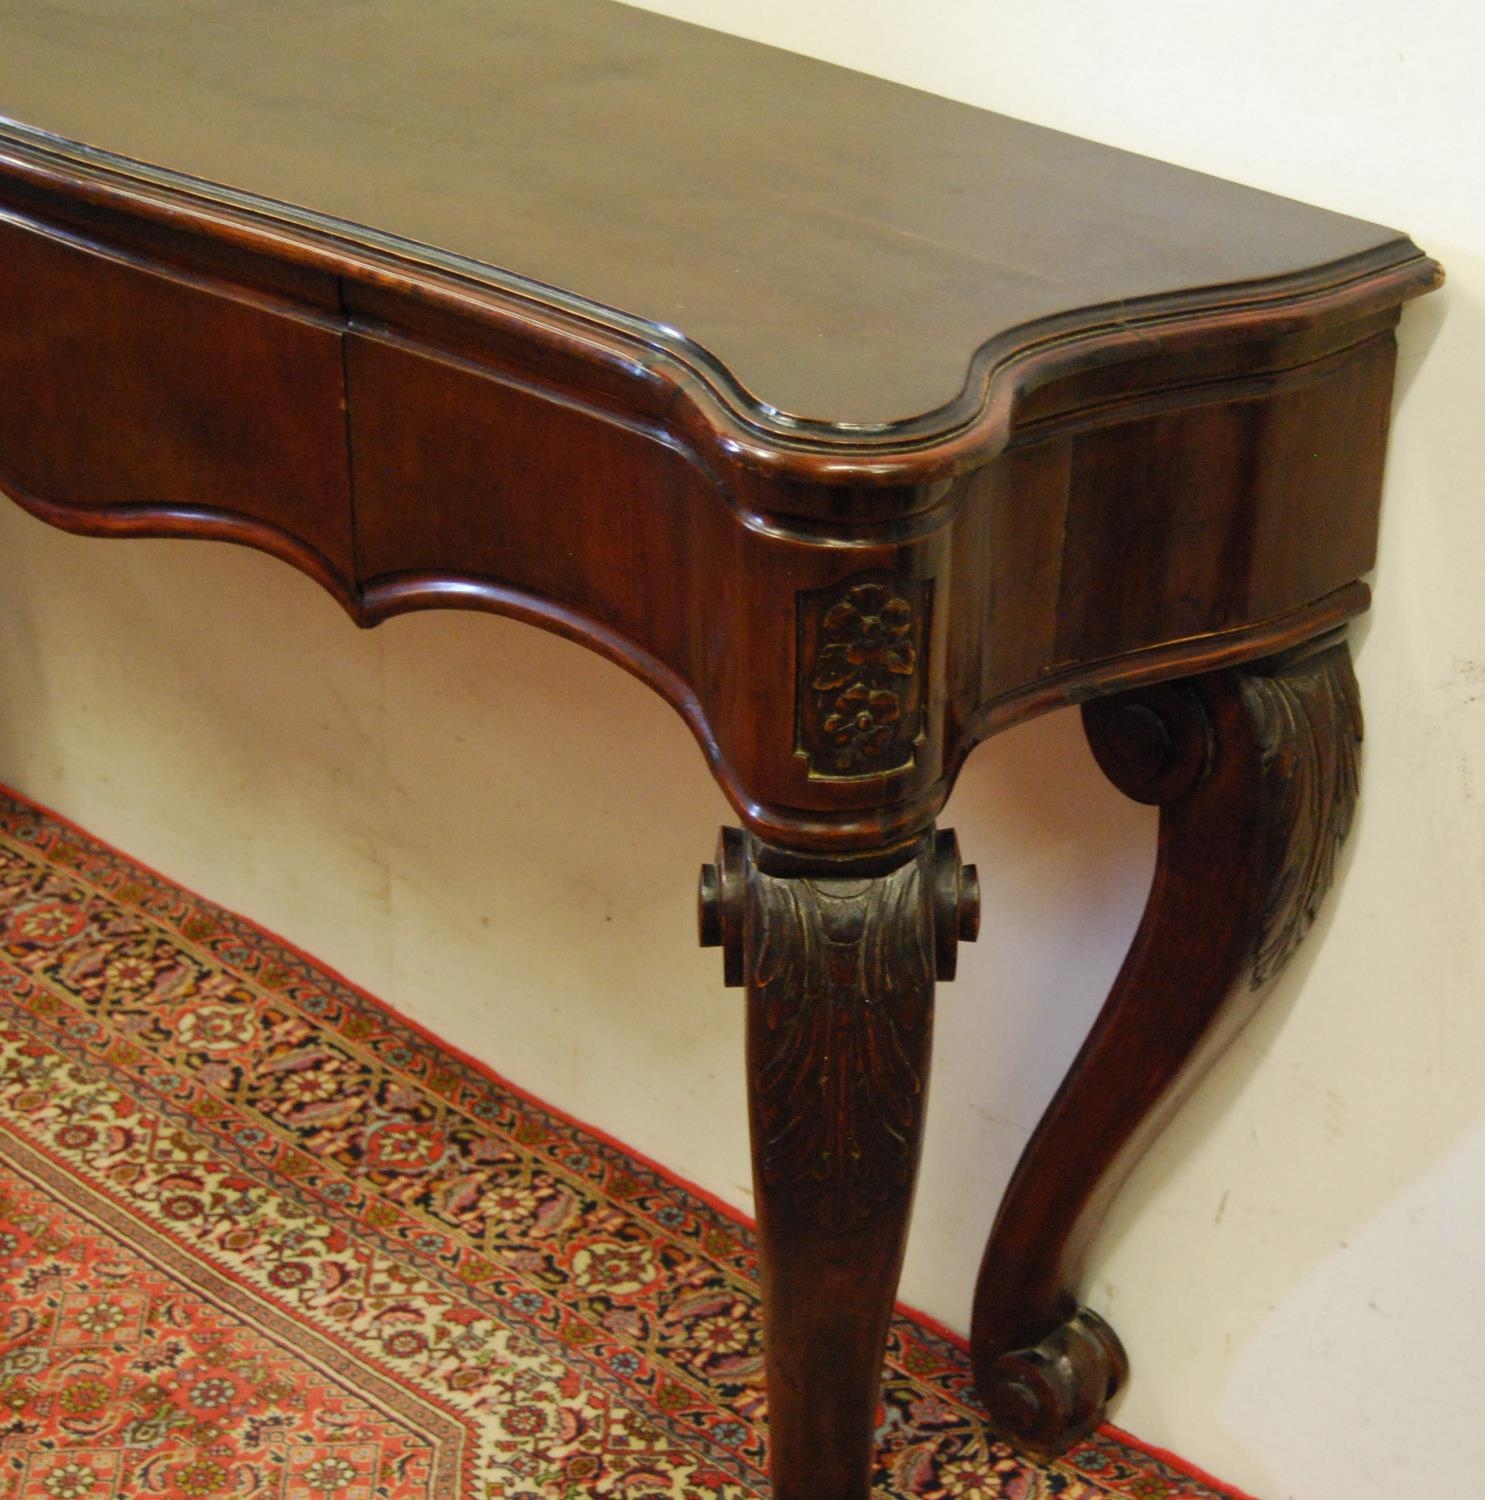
[{"left": 0, "top": 786, "right": 1249, "bottom": 1500}]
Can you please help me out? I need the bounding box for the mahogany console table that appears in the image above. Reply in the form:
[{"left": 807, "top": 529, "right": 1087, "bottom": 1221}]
[{"left": 0, "top": 3, "right": 1440, "bottom": 1495}]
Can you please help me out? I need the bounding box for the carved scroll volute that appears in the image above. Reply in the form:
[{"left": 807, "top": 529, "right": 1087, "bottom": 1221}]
[
  {"left": 1083, "top": 641, "right": 1364, "bottom": 992},
  {"left": 700, "top": 829, "right": 978, "bottom": 1234}
]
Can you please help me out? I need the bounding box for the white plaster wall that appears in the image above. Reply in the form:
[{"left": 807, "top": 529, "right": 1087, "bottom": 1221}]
[{"left": 0, "top": 3, "right": 1481, "bottom": 1495}]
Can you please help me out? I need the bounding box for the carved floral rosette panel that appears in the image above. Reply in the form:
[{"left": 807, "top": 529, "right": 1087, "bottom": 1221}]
[{"left": 795, "top": 573, "right": 932, "bottom": 778}]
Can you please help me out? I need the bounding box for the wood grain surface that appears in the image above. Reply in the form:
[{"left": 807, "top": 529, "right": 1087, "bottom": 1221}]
[{"left": 0, "top": 0, "right": 1428, "bottom": 430}]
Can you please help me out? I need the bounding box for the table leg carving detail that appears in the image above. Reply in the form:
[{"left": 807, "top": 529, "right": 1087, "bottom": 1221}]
[
  {"left": 970, "top": 637, "right": 1362, "bottom": 1457},
  {"left": 701, "top": 827, "right": 979, "bottom": 1500}
]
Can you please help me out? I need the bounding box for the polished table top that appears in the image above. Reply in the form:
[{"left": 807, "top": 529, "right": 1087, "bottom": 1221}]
[{"left": 0, "top": 0, "right": 1426, "bottom": 432}]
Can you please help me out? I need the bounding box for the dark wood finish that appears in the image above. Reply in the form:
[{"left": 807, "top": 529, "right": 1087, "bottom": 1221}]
[
  {"left": 0, "top": 0, "right": 1424, "bottom": 431},
  {"left": 700, "top": 827, "right": 979, "bottom": 1500},
  {"left": 0, "top": 176, "right": 1425, "bottom": 849},
  {"left": 971, "top": 639, "right": 1363, "bottom": 1455},
  {"left": 0, "top": 3, "right": 1442, "bottom": 1492},
  {"left": 1052, "top": 338, "right": 1397, "bottom": 663},
  {"left": 0, "top": 210, "right": 353, "bottom": 588}
]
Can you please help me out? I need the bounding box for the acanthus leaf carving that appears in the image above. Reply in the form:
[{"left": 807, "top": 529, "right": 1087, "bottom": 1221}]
[
  {"left": 747, "top": 855, "right": 935, "bottom": 1234},
  {"left": 1241, "top": 642, "right": 1363, "bottom": 987}
]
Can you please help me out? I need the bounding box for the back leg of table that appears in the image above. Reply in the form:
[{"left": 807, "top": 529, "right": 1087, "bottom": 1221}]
[{"left": 970, "top": 638, "right": 1362, "bottom": 1457}]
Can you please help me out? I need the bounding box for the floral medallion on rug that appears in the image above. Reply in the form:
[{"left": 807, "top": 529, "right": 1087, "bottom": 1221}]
[{"left": 0, "top": 787, "right": 1248, "bottom": 1500}]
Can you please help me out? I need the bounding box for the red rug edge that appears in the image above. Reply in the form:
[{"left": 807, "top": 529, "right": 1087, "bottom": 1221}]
[
  {"left": 1099, "top": 1429, "right": 1262, "bottom": 1500},
  {"left": 0, "top": 775, "right": 1259, "bottom": 1500}
]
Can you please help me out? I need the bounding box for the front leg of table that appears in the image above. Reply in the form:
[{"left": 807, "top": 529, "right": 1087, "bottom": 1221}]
[
  {"left": 971, "top": 637, "right": 1363, "bottom": 1455},
  {"left": 701, "top": 827, "right": 980, "bottom": 1500}
]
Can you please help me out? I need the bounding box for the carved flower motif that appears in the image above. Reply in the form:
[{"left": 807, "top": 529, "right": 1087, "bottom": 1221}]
[
  {"left": 810, "top": 584, "right": 917, "bottom": 692},
  {"left": 823, "top": 683, "right": 902, "bottom": 758},
  {"left": 805, "top": 581, "right": 922, "bottom": 771}
]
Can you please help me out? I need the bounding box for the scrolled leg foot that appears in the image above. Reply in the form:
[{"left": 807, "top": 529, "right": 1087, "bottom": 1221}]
[
  {"left": 972, "top": 636, "right": 1362, "bottom": 1456},
  {"left": 978, "top": 1307, "right": 1128, "bottom": 1458}
]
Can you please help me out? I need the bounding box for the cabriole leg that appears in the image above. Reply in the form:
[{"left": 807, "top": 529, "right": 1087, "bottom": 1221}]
[
  {"left": 970, "top": 636, "right": 1362, "bottom": 1456},
  {"left": 701, "top": 827, "right": 979, "bottom": 1500}
]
